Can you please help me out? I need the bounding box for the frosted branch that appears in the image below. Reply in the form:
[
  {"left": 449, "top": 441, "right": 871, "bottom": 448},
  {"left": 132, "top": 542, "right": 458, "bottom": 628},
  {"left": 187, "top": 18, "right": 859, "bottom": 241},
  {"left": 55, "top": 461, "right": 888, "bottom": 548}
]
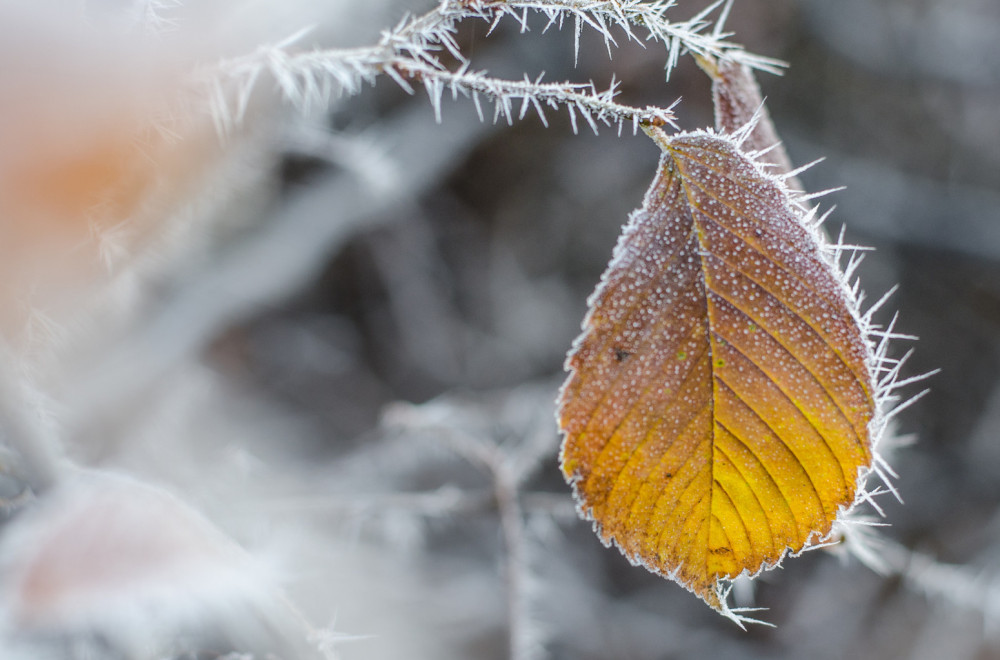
[
  {"left": 394, "top": 60, "right": 678, "bottom": 133},
  {"left": 458, "top": 0, "right": 784, "bottom": 74},
  {"left": 202, "top": 0, "right": 780, "bottom": 131}
]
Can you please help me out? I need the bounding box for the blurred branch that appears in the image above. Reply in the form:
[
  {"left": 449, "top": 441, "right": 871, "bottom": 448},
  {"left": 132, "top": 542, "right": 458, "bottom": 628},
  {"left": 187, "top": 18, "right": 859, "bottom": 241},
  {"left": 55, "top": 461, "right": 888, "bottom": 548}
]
[
  {"left": 378, "top": 385, "right": 561, "bottom": 659},
  {"left": 394, "top": 60, "right": 677, "bottom": 133},
  {"left": 0, "top": 350, "right": 67, "bottom": 495},
  {"left": 838, "top": 524, "right": 1000, "bottom": 628},
  {"left": 65, "top": 104, "right": 495, "bottom": 435},
  {"left": 263, "top": 486, "right": 496, "bottom": 518}
]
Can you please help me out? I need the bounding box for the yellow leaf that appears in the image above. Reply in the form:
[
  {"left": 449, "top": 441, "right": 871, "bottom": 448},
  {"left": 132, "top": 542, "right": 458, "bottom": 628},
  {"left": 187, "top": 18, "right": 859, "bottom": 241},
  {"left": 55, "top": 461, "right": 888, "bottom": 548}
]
[{"left": 558, "top": 129, "right": 878, "bottom": 616}]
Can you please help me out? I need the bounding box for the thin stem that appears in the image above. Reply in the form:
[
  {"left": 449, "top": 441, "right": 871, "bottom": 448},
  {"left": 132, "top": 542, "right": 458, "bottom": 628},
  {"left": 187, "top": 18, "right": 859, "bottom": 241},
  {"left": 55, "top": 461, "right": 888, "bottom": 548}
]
[{"left": 494, "top": 461, "right": 531, "bottom": 660}]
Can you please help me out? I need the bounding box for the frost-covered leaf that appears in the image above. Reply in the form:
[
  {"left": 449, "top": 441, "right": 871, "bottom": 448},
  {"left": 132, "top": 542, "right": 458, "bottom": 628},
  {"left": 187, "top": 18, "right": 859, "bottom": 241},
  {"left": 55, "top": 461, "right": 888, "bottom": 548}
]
[
  {"left": 558, "top": 129, "right": 877, "bottom": 615},
  {"left": 0, "top": 472, "right": 274, "bottom": 648}
]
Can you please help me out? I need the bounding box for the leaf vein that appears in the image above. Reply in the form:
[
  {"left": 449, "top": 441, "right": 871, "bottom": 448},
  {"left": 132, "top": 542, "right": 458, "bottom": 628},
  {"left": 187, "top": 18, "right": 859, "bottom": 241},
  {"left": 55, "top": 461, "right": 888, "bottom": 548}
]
[
  {"left": 649, "top": 453, "right": 711, "bottom": 561},
  {"left": 581, "top": 285, "right": 708, "bottom": 487},
  {"left": 563, "top": 170, "right": 690, "bottom": 404},
  {"left": 569, "top": 235, "right": 701, "bottom": 444},
  {"left": 713, "top": 375, "right": 829, "bottom": 520},
  {"left": 715, "top": 420, "right": 801, "bottom": 543},
  {"left": 709, "top": 286, "right": 866, "bottom": 455},
  {"left": 682, "top": 170, "right": 854, "bottom": 326},
  {"left": 692, "top": 204, "right": 871, "bottom": 413},
  {"left": 668, "top": 143, "right": 809, "bottom": 252},
  {"left": 603, "top": 339, "right": 712, "bottom": 515},
  {"left": 658, "top": 489, "right": 712, "bottom": 574},
  {"left": 712, "top": 333, "right": 850, "bottom": 495},
  {"left": 712, "top": 479, "right": 754, "bottom": 569},
  {"left": 713, "top": 443, "right": 777, "bottom": 558}
]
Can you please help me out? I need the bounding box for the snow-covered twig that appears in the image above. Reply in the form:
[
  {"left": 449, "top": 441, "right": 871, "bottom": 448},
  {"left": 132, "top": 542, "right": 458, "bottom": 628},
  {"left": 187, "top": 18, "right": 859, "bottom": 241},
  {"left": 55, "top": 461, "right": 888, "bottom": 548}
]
[
  {"left": 202, "top": 0, "right": 781, "bottom": 132},
  {"left": 394, "top": 60, "right": 677, "bottom": 133},
  {"left": 456, "top": 0, "right": 783, "bottom": 73}
]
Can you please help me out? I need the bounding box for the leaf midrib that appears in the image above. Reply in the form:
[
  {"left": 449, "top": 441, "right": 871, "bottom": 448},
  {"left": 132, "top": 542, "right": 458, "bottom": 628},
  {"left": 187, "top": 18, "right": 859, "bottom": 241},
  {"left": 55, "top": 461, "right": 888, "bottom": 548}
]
[{"left": 666, "top": 143, "right": 724, "bottom": 583}]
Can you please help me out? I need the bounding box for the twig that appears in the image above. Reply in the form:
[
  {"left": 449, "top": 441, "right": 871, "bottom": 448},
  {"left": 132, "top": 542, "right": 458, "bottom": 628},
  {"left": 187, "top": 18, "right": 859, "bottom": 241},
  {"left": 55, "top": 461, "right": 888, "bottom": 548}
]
[{"left": 201, "top": 0, "right": 781, "bottom": 132}]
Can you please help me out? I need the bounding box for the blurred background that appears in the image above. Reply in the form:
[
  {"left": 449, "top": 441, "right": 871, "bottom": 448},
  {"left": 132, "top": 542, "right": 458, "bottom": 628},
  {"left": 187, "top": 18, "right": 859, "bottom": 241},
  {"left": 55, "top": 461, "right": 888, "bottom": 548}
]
[{"left": 0, "top": 0, "right": 999, "bottom": 658}]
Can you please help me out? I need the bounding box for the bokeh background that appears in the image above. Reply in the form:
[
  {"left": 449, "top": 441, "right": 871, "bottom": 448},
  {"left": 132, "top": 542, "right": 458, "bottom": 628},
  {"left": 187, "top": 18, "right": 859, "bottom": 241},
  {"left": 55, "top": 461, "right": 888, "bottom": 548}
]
[{"left": 1, "top": 1, "right": 999, "bottom": 658}]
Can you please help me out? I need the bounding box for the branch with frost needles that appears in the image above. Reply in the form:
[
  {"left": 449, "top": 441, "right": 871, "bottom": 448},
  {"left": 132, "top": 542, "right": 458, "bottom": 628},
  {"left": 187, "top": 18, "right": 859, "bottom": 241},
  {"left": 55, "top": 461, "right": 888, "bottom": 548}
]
[
  {"left": 456, "top": 0, "right": 784, "bottom": 75},
  {"left": 201, "top": 2, "right": 477, "bottom": 127},
  {"left": 395, "top": 60, "right": 677, "bottom": 133},
  {"left": 202, "top": 0, "right": 779, "bottom": 132}
]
